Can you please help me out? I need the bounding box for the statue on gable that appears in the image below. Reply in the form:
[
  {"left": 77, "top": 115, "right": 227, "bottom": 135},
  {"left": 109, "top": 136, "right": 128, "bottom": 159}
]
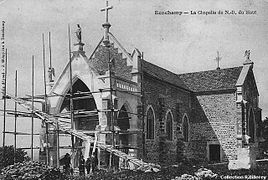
[
  {"left": 244, "top": 50, "right": 251, "bottom": 61},
  {"left": 75, "top": 24, "right": 82, "bottom": 43}
]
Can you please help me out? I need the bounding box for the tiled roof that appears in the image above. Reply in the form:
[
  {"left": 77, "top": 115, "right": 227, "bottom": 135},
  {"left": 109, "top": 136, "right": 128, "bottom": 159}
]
[
  {"left": 89, "top": 44, "right": 133, "bottom": 80},
  {"left": 177, "top": 66, "right": 243, "bottom": 92},
  {"left": 142, "top": 60, "right": 190, "bottom": 91},
  {"left": 89, "top": 38, "right": 242, "bottom": 93}
]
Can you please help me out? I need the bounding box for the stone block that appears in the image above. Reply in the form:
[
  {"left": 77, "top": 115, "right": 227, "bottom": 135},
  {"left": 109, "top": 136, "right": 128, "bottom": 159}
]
[{"left": 228, "top": 147, "right": 256, "bottom": 170}]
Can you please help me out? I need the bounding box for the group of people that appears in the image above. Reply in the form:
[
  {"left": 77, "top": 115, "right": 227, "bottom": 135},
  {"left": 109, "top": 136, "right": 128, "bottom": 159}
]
[
  {"left": 62, "top": 153, "right": 98, "bottom": 176},
  {"left": 79, "top": 154, "right": 98, "bottom": 176}
]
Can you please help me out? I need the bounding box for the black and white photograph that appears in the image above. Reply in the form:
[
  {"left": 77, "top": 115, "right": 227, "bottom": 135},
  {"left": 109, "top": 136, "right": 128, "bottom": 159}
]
[{"left": 0, "top": 0, "right": 268, "bottom": 179}]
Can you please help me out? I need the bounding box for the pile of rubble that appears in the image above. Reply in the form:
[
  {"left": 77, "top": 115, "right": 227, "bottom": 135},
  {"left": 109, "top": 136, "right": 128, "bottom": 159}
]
[
  {"left": 172, "top": 168, "right": 218, "bottom": 180},
  {"left": 1, "top": 161, "right": 67, "bottom": 180}
]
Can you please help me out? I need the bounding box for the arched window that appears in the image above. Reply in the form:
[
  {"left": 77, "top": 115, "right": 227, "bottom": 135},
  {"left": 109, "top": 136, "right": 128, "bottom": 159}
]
[
  {"left": 166, "top": 111, "right": 173, "bottom": 141},
  {"left": 182, "top": 115, "right": 189, "bottom": 142},
  {"left": 146, "top": 106, "right": 155, "bottom": 139},
  {"left": 248, "top": 108, "right": 255, "bottom": 143},
  {"left": 117, "top": 104, "right": 131, "bottom": 153}
]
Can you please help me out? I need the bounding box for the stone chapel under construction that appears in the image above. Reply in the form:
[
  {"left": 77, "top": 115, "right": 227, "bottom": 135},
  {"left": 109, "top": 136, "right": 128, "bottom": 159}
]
[{"left": 38, "top": 2, "right": 262, "bottom": 170}]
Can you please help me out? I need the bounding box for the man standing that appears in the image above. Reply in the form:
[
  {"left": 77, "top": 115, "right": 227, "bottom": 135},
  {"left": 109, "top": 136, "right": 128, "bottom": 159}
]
[
  {"left": 63, "top": 153, "right": 71, "bottom": 175},
  {"left": 85, "top": 156, "right": 92, "bottom": 174},
  {"left": 79, "top": 155, "right": 85, "bottom": 176},
  {"left": 91, "top": 154, "right": 98, "bottom": 173}
]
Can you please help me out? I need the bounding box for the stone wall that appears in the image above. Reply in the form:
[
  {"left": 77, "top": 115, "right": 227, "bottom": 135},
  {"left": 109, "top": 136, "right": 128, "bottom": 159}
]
[
  {"left": 143, "top": 70, "right": 241, "bottom": 164},
  {"left": 142, "top": 72, "right": 241, "bottom": 164},
  {"left": 238, "top": 67, "right": 262, "bottom": 159},
  {"left": 143, "top": 74, "right": 191, "bottom": 165},
  {"left": 190, "top": 92, "right": 238, "bottom": 162},
  {"left": 242, "top": 68, "right": 261, "bottom": 144}
]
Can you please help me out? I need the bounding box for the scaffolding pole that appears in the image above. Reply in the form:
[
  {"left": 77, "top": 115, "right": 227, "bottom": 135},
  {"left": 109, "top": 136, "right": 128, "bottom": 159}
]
[
  {"left": 141, "top": 52, "right": 145, "bottom": 158},
  {"left": 48, "top": 32, "right": 52, "bottom": 72},
  {"left": 2, "top": 48, "right": 8, "bottom": 163},
  {"left": 22, "top": 87, "right": 139, "bottom": 100},
  {"left": 31, "top": 55, "right": 35, "bottom": 161},
  {"left": 109, "top": 57, "right": 115, "bottom": 149},
  {"left": 107, "top": 43, "right": 113, "bottom": 169},
  {"left": 56, "top": 122, "right": 60, "bottom": 168},
  {"left": 14, "top": 70, "right": 18, "bottom": 163},
  {"left": 42, "top": 33, "right": 50, "bottom": 165},
  {"left": 68, "top": 24, "right": 75, "bottom": 169}
]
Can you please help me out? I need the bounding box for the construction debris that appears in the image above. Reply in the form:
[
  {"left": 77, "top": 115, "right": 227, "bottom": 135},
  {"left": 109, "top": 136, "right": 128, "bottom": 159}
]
[{"left": 1, "top": 161, "right": 67, "bottom": 180}]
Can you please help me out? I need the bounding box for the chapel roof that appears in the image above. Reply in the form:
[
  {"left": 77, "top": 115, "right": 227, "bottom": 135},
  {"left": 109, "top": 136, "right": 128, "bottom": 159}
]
[
  {"left": 89, "top": 44, "right": 133, "bottom": 81},
  {"left": 142, "top": 60, "right": 190, "bottom": 91},
  {"left": 177, "top": 66, "right": 243, "bottom": 93}
]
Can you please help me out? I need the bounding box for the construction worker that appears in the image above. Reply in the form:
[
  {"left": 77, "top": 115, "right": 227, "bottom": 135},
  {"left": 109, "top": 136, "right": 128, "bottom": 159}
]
[
  {"left": 85, "top": 157, "right": 92, "bottom": 174},
  {"left": 79, "top": 155, "right": 85, "bottom": 176},
  {"left": 63, "top": 153, "right": 71, "bottom": 175},
  {"left": 91, "top": 154, "right": 97, "bottom": 173}
]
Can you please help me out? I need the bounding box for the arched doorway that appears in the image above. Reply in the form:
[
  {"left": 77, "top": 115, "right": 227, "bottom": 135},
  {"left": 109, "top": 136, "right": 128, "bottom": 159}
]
[
  {"left": 60, "top": 79, "right": 99, "bottom": 131},
  {"left": 117, "top": 104, "right": 131, "bottom": 154},
  {"left": 59, "top": 79, "right": 99, "bottom": 167}
]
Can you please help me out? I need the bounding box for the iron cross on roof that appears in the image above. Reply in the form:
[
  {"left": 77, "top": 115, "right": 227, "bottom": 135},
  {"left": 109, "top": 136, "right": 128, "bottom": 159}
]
[
  {"left": 214, "top": 51, "right": 222, "bottom": 70},
  {"left": 101, "top": 1, "right": 113, "bottom": 23}
]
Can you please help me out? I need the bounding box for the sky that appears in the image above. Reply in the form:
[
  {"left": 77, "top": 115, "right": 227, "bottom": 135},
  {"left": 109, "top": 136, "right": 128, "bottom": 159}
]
[{"left": 0, "top": 0, "right": 268, "bottom": 156}]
